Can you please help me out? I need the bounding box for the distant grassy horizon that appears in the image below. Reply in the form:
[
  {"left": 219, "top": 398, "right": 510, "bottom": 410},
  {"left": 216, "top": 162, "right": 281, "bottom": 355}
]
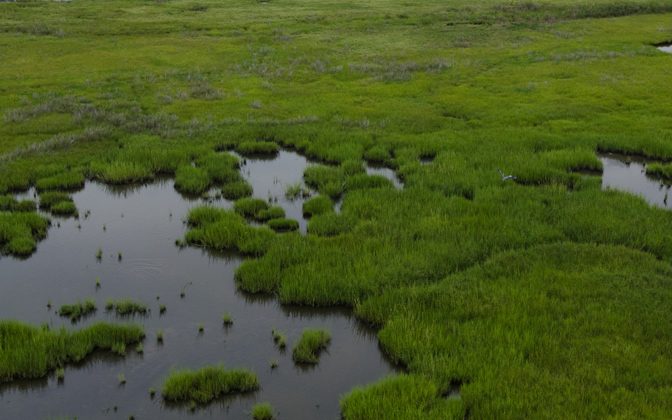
[{"left": 1, "top": 0, "right": 672, "bottom": 418}]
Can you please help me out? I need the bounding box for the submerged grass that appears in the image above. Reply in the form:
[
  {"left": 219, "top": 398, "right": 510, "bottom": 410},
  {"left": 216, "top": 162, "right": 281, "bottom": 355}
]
[
  {"left": 292, "top": 329, "right": 331, "bottom": 364},
  {"left": 0, "top": 321, "right": 144, "bottom": 382},
  {"left": 161, "top": 366, "right": 259, "bottom": 405}
]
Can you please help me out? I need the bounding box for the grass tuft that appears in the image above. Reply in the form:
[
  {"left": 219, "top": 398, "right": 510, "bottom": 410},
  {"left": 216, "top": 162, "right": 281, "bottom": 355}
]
[
  {"left": 58, "top": 299, "right": 96, "bottom": 322},
  {"left": 161, "top": 365, "right": 259, "bottom": 405},
  {"left": 292, "top": 329, "right": 331, "bottom": 364}
]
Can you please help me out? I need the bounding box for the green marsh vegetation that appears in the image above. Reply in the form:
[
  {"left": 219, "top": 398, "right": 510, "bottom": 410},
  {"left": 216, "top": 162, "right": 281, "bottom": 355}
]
[
  {"left": 105, "top": 299, "right": 149, "bottom": 316},
  {"left": 302, "top": 195, "right": 333, "bottom": 218},
  {"left": 251, "top": 402, "right": 275, "bottom": 420},
  {"left": 0, "top": 321, "right": 144, "bottom": 382},
  {"left": 267, "top": 218, "right": 299, "bottom": 232},
  {"left": 646, "top": 162, "right": 672, "bottom": 181},
  {"left": 292, "top": 329, "right": 331, "bottom": 364},
  {"left": 185, "top": 206, "right": 275, "bottom": 255},
  {"left": 1, "top": 0, "right": 672, "bottom": 416},
  {"left": 58, "top": 299, "right": 96, "bottom": 322},
  {"left": 161, "top": 366, "right": 259, "bottom": 405}
]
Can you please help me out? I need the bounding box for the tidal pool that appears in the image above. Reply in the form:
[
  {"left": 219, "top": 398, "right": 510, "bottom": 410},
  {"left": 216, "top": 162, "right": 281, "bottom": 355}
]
[
  {"left": 0, "top": 153, "right": 396, "bottom": 419},
  {"left": 599, "top": 153, "right": 671, "bottom": 210}
]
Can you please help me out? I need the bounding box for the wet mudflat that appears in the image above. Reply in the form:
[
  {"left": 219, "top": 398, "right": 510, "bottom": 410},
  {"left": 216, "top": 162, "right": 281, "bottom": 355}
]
[
  {"left": 0, "top": 155, "right": 396, "bottom": 419},
  {"left": 599, "top": 153, "right": 671, "bottom": 210}
]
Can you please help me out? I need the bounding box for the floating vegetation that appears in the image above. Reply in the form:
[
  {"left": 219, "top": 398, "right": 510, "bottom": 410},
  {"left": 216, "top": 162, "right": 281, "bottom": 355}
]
[
  {"left": 292, "top": 329, "right": 331, "bottom": 364},
  {"left": 161, "top": 366, "right": 259, "bottom": 405},
  {"left": 58, "top": 299, "right": 96, "bottom": 322}
]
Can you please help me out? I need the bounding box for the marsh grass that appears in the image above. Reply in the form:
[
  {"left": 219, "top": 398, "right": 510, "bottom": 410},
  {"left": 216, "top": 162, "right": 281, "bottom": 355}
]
[
  {"left": 0, "top": 321, "right": 144, "bottom": 382},
  {"left": 292, "top": 329, "right": 331, "bottom": 364},
  {"left": 285, "top": 183, "right": 311, "bottom": 200},
  {"left": 302, "top": 195, "right": 333, "bottom": 218},
  {"left": 35, "top": 172, "right": 85, "bottom": 192},
  {"left": 646, "top": 163, "right": 672, "bottom": 182},
  {"left": 307, "top": 213, "right": 356, "bottom": 237},
  {"left": 185, "top": 206, "right": 274, "bottom": 255},
  {"left": 0, "top": 211, "right": 49, "bottom": 257},
  {"left": 58, "top": 299, "right": 96, "bottom": 322},
  {"left": 221, "top": 181, "right": 253, "bottom": 200},
  {"left": 161, "top": 366, "right": 259, "bottom": 405},
  {"left": 251, "top": 402, "right": 275, "bottom": 420},
  {"left": 267, "top": 218, "right": 299, "bottom": 232},
  {"left": 50, "top": 201, "right": 78, "bottom": 217},
  {"left": 256, "top": 206, "right": 285, "bottom": 222},
  {"left": 236, "top": 141, "right": 279, "bottom": 157},
  {"left": 174, "top": 166, "right": 210, "bottom": 195},
  {"left": 222, "top": 313, "right": 233, "bottom": 326},
  {"left": 234, "top": 198, "right": 269, "bottom": 219},
  {"left": 105, "top": 299, "right": 149, "bottom": 316},
  {"left": 38, "top": 192, "right": 73, "bottom": 210}
]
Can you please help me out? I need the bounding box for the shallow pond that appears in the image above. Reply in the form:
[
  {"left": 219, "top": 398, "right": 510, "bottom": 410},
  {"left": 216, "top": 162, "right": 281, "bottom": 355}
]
[
  {"left": 600, "top": 153, "right": 671, "bottom": 210},
  {"left": 657, "top": 43, "right": 672, "bottom": 54},
  {"left": 0, "top": 153, "right": 397, "bottom": 419}
]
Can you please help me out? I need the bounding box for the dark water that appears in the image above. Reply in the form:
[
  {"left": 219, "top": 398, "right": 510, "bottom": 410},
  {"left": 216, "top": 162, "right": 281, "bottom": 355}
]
[
  {"left": 235, "top": 150, "right": 314, "bottom": 234},
  {"left": 0, "top": 152, "right": 396, "bottom": 419},
  {"left": 600, "top": 153, "right": 671, "bottom": 210},
  {"left": 658, "top": 43, "right": 672, "bottom": 54}
]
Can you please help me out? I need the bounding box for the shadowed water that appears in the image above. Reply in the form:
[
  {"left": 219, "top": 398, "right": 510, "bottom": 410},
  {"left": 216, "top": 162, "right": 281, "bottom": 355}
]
[
  {"left": 0, "top": 153, "right": 397, "bottom": 419},
  {"left": 600, "top": 153, "right": 671, "bottom": 210}
]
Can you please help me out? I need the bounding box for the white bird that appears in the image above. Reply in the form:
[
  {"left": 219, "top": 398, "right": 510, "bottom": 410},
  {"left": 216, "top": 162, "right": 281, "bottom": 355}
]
[{"left": 497, "top": 168, "right": 517, "bottom": 181}]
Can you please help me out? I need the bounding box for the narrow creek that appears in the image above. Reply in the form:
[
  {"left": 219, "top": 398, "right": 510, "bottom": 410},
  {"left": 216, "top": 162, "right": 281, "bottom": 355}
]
[
  {"left": 0, "top": 151, "right": 398, "bottom": 419},
  {"left": 599, "top": 153, "right": 671, "bottom": 210}
]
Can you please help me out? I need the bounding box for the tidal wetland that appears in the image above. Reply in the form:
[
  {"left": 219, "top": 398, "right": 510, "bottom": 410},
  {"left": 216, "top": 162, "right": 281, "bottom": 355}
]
[{"left": 2, "top": 0, "right": 672, "bottom": 418}]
